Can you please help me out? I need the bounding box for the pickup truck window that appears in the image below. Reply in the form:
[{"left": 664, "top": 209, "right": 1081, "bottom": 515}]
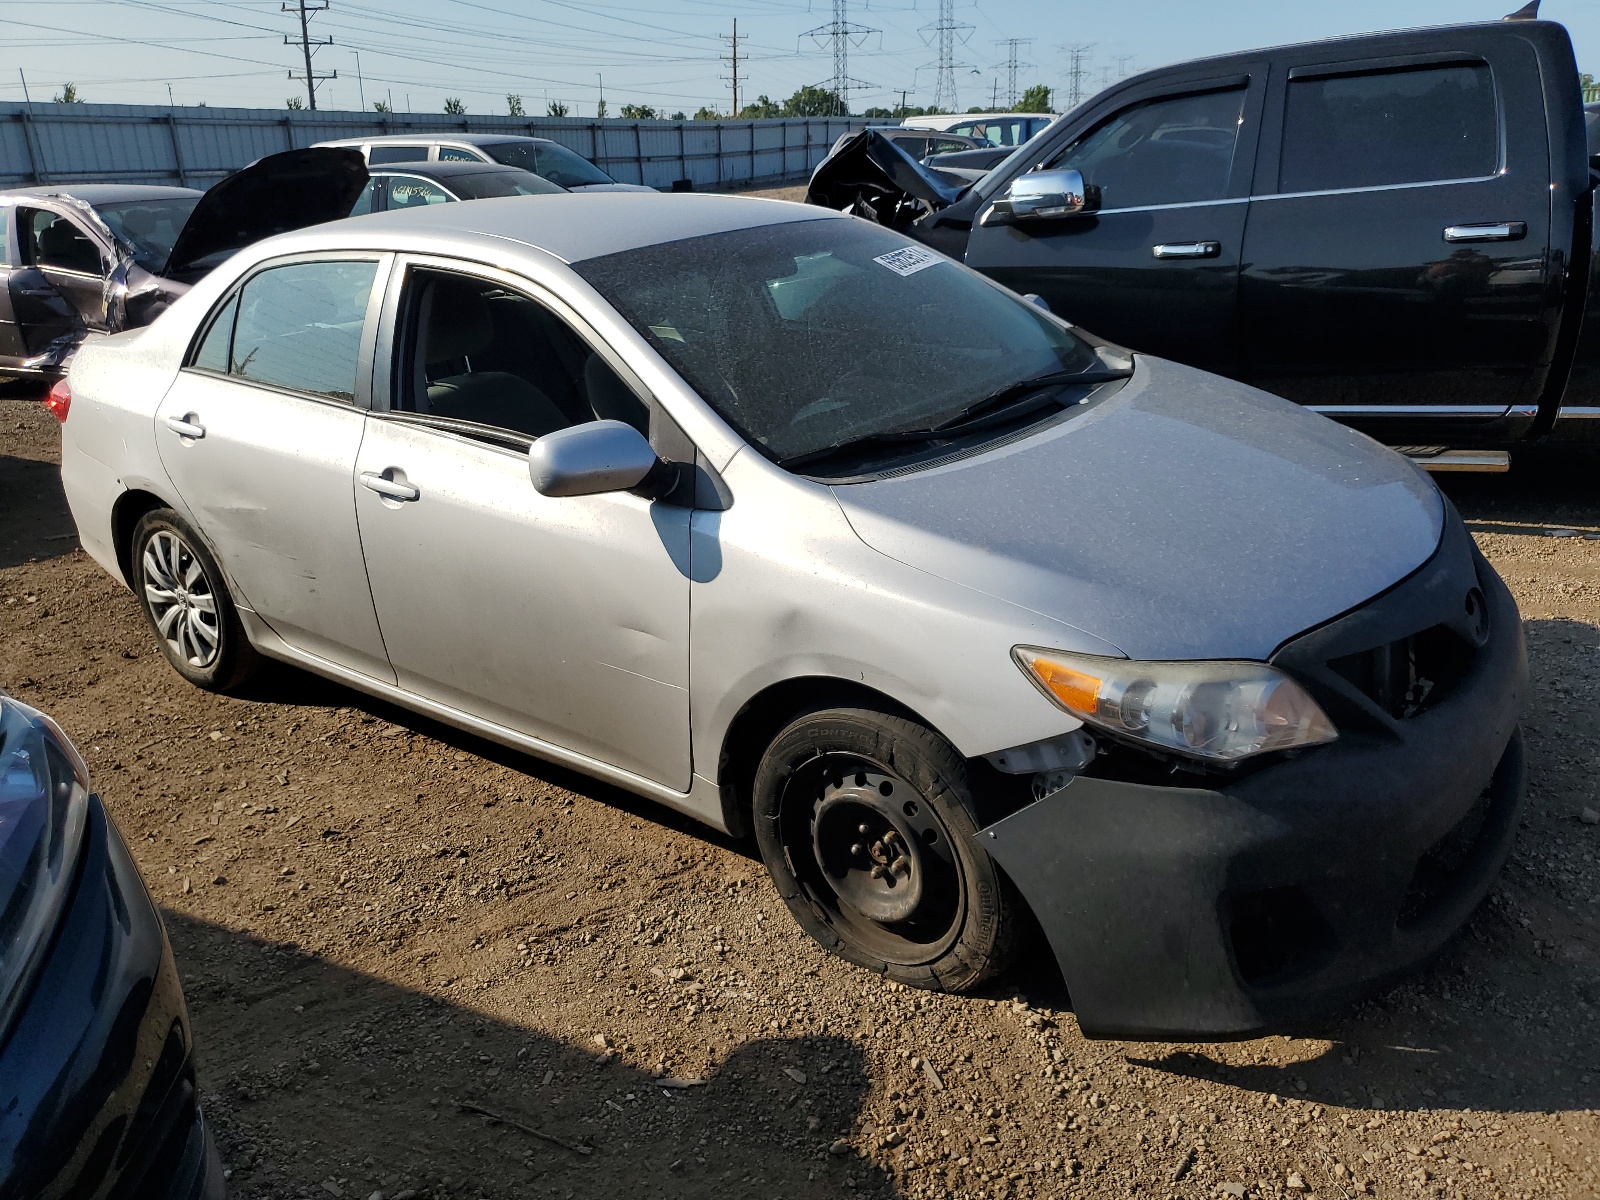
[
  {"left": 1042, "top": 87, "right": 1245, "bottom": 211},
  {"left": 1280, "top": 63, "right": 1497, "bottom": 194}
]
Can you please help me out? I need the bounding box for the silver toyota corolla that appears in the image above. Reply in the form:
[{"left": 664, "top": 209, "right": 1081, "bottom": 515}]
[{"left": 55, "top": 193, "right": 1525, "bottom": 1039}]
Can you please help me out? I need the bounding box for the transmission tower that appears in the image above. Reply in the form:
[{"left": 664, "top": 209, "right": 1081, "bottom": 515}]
[
  {"left": 921, "top": 0, "right": 974, "bottom": 113},
  {"left": 1115, "top": 54, "right": 1136, "bottom": 78},
  {"left": 802, "top": 0, "right": 878, "bottom": 114},
  {"left": 284, "top": 0, "right": 336, "bottom": 110},
  {"left": 1062, "top": 42, "right": 1095, "bottom": 109},
  {"left": 991, "top": 38, "right": 1034, "bottom": 108}
]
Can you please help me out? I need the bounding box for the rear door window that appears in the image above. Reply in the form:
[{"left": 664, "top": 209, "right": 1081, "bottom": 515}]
[
  {"left": 1278, "top": 62, "right": 1498, "bottom": 193},
  {"left": 438, "top": 147, "right": 481, "bottom": 161},
  {"left": 22, "top": 209, "right": 103, "bottom": 275},
  {"left": 226, "top": 260, "right": 378, "bottom": 402},
  {"left": 386, "top": 177, "right": 453, "bottom": 208},
  {"left": 1043, "top": 87, "right": 1246, "bottom": 211},
  {"left": 369, "top": 145, "right": 429, "bottom": 164}
]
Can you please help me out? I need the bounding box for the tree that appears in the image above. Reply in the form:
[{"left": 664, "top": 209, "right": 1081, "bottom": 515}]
[
  {"left": 547, "top": 99, "right": 570, "bottom": 117},
  {"left": 738, "top": 94, "right": 780, "bottom": 119},
  {"left": 596, "top": 98, "right": 608, "bottom": 118},
  {"left": 693, "top": 106, "right": 721, "bottom": 120},
  {"left": 780, "top": 84, "right": 845, "bottom": 117},
  {"left": 286, "top": 96, "right": 305, "bottom": 110},
  {"left": 52, "top": 82, "right": 83, "bottom": 104},
  {"left": 670, "top": 111, "right": 686, "bottom": 121},
  {"left": 862, "top": 106, "right": 892, "bottom": 118},
  {"left": 1583, "top": 72, "right": 1600, "bottom": 102},
  {"left": 620, "top": 103, "right": 658, "bottom": 119},
  {"left": 373, "top": 99, "right": 390, "bottom": 113},
  {"left": 444, "top": 97, "right": 466, "bottom": 114},
  {"left": 506, "top": 93, "right": 525, "bottom": 117},
  {"left": 1013, "top": 84, "right": 1053, "bottom": 113}
]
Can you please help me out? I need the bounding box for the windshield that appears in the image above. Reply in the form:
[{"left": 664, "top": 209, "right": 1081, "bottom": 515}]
[
  {"left": 92, "top": 197, "right": 200, "bottom": 271},
  {"left": 574, "top": 218, "right": 1100, "bottom": 464},
  {"left": 449, "top": 168, "right": 565, "bottom": 199},
  {"left": 483, "top": 141, "right": 613, "bottom": 188}
]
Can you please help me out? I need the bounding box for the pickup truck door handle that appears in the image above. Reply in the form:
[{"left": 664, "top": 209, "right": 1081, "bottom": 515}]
[
  {"left": 1443, "top": 222, "right": 1527, "bottom": 243},
  {"left": 1152, "top": 241, "right": 1221, "bottom": 259},
  {"left": 164, "top": 415, "right": 205, "bottom": 439},
  {"left": 359, "top": 471, "right": 420, "bottom": 502}
]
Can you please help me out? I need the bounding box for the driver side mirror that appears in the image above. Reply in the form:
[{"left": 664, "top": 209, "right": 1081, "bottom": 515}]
[
  {"left": 981, "top": 169, "right": 1098, "bottom": 227},
  {"left": 529, "top": 419, "right": 666, "bottom": 498}
]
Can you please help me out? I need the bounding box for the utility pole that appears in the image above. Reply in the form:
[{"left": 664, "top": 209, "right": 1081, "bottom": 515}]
[
  {"left": 802, "top": 0, "right": 878, "bottom": 115},
  {"left": 895, "top": 87, "right": 910, "bottom": 114},
  {"left": 353, "top": 49, "right": 365, "bottom": 111},
  {"left": 17, "top": 68, "right": 31, "bottom": 104},
  {"left": 283, "top": 0, "right": 335, "bottom": 110},
  {"left": 1061, "top": 42, "right": 1095, "bottom": 109},
  {"left": 921, "top": 0, "right": 974, "bottom": 113},
  {"left": 720, "top": 18, "right": 742, "bottom": 116},
  {"left": 991, "top": 37, "right": 1034, "bottom": 108},
  {"left": 596, "top": 72, "right": 603, "bottom": 117},
  {"left": 1115, "top": 54, "right": 1135, "bottom": 78}
]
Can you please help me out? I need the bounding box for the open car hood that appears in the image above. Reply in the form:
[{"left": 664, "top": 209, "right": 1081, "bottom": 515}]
[
  {"left": 162, "top": 147, "right": 368, "bottom": 280},
  {"left": 805, "top": 130, "right": 970, "bottom": 228}
]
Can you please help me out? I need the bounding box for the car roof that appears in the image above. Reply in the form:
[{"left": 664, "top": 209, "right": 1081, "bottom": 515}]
[
  {"left": 0, "top": 183, "right": 203, "bottom": 204},
  {"left": 319, "top": 132, "right": 554, "bottom": 148},
  {"left": 314, "top": 191, "right": 843, "bottom": 264},
  {"left": 367, "top": 160, "right": 542, "bottom": 178}
]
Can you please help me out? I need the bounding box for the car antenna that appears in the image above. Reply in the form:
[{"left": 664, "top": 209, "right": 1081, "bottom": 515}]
[{"left": 1502, "top": 1, "right": 1539, "bottom": 19}]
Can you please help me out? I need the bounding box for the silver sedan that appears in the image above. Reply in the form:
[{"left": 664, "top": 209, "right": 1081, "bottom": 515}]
[{"left": 56, "top": 193, "right": 1524, "bottom": 1038}]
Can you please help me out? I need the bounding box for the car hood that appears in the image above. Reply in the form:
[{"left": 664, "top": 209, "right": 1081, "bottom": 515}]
[
  {"left": 806, "top": 129, "right": 970, "bottom": 225},
  {"left": 161, "top": 147, "right": 369, "bottom": 279},
  {"left": 568, "top": 181, "right": 658, "bottom": 193},
  {"left": 831, "top": 356, "right": 1445, "bottom": 662}
]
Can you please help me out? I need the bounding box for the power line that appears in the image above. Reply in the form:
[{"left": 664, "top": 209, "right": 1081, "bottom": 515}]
[
  {"left": 801, "top": 0, "right": 878, "bottom": 114},
  {"left": 283, "top": 0, "right": 336, "bottom": 108},
  {"left": 991, "top": 37, "right": 1032, "bottom": 108}
]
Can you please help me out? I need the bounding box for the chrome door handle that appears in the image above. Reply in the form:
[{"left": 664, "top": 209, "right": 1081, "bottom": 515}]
[
  {"left": 1152, "top": 241, "right": 1221, "bottom": 259},
  {"left": 1443, "top": 222, "right": 1526, "bottom": 243},
  {"left": 360, "top": 471, "right": 420, "bottom": 502},
  {"left": 164, "top": 415, "right": 205, "bottom": 439}
]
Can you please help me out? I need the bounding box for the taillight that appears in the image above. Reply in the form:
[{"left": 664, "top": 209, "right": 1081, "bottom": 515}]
[{"left": 45, "top": 378, "right": 71, "bottom": 423}]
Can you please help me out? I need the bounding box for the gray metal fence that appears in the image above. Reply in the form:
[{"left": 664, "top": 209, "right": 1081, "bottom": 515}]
[{"left": 0, "top": 102, "right": 866, "bottom": 191}]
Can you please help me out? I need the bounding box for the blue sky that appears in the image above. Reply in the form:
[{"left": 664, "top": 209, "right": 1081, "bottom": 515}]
[{"left": 0, "top": 0, "right": 1594, "bottom": 115}]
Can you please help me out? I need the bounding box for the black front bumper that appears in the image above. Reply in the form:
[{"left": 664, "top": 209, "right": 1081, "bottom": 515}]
[
  {"left": 980, "top": 521, "right": 1526, "bottom": 1041},
  {"left": 0, "top": 795, "right": 225, "bottom": 1200}
]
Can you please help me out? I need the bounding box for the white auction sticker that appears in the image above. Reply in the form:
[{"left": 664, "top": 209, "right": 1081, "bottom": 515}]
[{"left": 872, "top": 245, "right": 944, "bottom": 277}]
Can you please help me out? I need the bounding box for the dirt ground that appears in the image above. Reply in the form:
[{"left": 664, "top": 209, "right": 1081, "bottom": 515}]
[{"left": 2, "top": 389, "right": 1598, "bottom": 1200}]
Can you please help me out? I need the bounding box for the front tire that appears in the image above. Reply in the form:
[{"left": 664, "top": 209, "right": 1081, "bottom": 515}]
[
  {"left": 131, "top": 509, "right": 260, "bottom": 692},
  {"left": 752, "top": 705, "right": 1019, "bottom": 992}
]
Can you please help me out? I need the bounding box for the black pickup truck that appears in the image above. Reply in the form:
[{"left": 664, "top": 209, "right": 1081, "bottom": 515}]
[{"left": 809, "top": 15, "right": 1600, "bottom": 466}]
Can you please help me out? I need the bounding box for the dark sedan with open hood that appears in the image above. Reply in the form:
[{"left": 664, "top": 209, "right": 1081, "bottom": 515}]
[{"left": 0, "top": 146, "right": 367, "bottom": 380}]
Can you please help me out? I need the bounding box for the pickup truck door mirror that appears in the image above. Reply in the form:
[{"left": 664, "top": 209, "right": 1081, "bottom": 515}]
[
  {"left": 981, "top": 169, "right": 1098, "bottom": 227},
  {"left": 529, "top": 419, "right": 662, "bottom": 498}
]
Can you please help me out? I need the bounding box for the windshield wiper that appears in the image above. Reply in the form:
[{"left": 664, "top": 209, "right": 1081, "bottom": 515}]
[{"left": 777, "top": 367, "right": 1130, "bottom": 473}]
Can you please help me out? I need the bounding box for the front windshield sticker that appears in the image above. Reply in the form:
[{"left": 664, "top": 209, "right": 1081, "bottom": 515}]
[{"left": 872, "top": 245, "right": 943, "bottom": 277}]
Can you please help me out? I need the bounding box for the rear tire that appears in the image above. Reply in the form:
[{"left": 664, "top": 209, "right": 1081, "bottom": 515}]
[
  {"left": 131, "top": 508, "right": 260, "bottom": 692},
  {"left": 752, "top": 705, "right": 1019, "bottom": 992}
]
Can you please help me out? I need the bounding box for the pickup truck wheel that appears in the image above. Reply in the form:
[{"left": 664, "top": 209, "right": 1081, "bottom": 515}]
[
  {"left": 752, "top": 706, "right": 1018, "bottom": 992},
  {"left": 131, "top": 509, "right": 260, "bottom": 693}
]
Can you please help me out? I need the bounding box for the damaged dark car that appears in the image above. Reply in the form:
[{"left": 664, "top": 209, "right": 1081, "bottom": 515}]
[
  {"left": 0, "top": 147, "right": 367, "bottom": 380},
  {"left": 809, "top": 16, "right": 1600, "bottom": 459}
]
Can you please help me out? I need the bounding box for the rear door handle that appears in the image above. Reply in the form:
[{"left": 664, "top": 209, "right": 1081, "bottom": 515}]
[
  {"left": 1443, "top": 222, "right": 1526, "bottom": 243},
  {"left": 164, "top": 415, "right": 205, "bottom": 439},
  {"left": 1152, "top": 241, "right": 1221, "bottom": 259},
  {"left": 360, "top": 471, "right": 420, "bottom": 502}
]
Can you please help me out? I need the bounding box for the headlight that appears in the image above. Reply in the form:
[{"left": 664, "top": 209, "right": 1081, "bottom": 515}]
[
  {"left": 0, "top": 694, "right": 90, "bottom": 1029},
  {"left": 1013, "top": 647, "right": 1337, "bottom": 764}
]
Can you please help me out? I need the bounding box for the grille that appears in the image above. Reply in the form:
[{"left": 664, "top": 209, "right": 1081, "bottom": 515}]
[
  {"left": 1324, "top": 621, "right": 1477, "bottom": 720},
  {"left": 1397, "top": 784, "right": 1495, "bottom": 929}
]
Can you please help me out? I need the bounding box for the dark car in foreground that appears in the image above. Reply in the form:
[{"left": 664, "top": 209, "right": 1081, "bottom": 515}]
[
  {"left": 349, "top": 160, "right": 564, "bottom": 214},
  {"left": 810, "top": 16, "right": 1600, "bottom": 465},
  {"left": 0, "top": 693, "right": 223, "bottom": 1199},
  {"left": 0, "top": 146, "right": 367, "bottom": 380}
]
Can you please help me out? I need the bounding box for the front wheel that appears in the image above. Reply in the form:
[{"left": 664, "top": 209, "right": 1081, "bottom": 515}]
[
  {"left": 752, "top": 705, "right": 1020, "bottom": 992},
  {"left": 131, "top": 509, "right": 260, "bottom": 692}
]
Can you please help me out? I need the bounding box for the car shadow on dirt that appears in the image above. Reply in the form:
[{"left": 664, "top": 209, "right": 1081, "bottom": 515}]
[
  {"left": 0, "top": 454, "right": 78, "bottom": 570},
  {"left": 167, "top": 910, "right": 900, "bottom": 1199}
]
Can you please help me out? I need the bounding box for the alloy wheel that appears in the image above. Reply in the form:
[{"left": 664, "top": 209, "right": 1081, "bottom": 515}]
[{"left": 141, "top": 529, "right": 221, "bottom": 668}]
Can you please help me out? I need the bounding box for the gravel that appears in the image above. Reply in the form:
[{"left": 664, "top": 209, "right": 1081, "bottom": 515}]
[{"left": 3, "top": 393, "right": 1598, "bottom": 1199}]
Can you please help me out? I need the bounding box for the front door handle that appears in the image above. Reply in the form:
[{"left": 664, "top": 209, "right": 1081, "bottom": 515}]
[
  {"left": 1152, "top": 241, "right": 1221, "bottom": 259},
  {"left": 360, "top": 471, "right": 420, "bottom": 502},
  {"left": 1443, "top": 222, "right": 1526, "bottom": 243},
  {"left": 164, "top": 414, "right": 205, "bottom": 439}
]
